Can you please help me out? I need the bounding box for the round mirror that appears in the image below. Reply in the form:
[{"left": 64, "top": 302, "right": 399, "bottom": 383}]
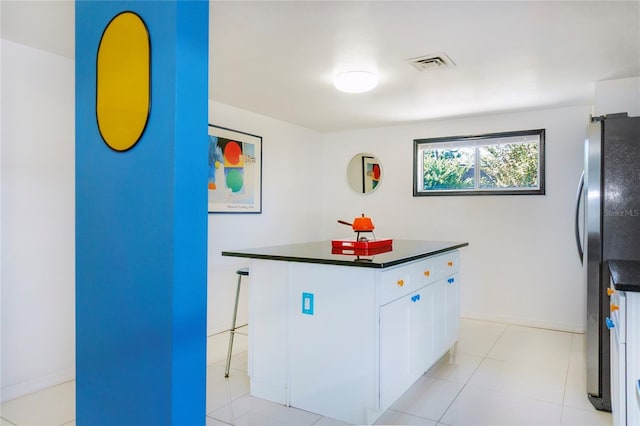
[{"left": 347, "top": 153, "right": 382, "bottom": 194}]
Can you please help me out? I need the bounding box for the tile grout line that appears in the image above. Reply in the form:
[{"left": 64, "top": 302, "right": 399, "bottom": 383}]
[
  {"left": 0, "top": 416, "right": 18, "bottom": 426},
  {"left": 435, "top": 323, "right": 510, "bottom": 424},
  {"left": 463, "top": 325, "right": 584, "bottom": 425},
  {"left": 209, "top": 324, "right": 249, "bottom": 339},
  {"left": 205, "top": 377, "right": 251, "bottom": 422},
  {"left": 558, "top": 332, "right": 579, "bottom": 425},
  {"left": 223, "top": 379, "right": 237, "bottom": 426},
  {"left": 206, "top": 413, "right": 233, "bottom": 426}
]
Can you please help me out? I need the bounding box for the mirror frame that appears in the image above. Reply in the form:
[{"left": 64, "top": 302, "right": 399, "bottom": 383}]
[{"left": 347, "top": 153, "right": 382, "bottom": 194}]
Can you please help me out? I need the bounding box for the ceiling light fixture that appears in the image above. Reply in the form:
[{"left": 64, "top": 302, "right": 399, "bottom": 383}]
[{"left": 333, "top": 70, "right": 378, "bottom": 94}]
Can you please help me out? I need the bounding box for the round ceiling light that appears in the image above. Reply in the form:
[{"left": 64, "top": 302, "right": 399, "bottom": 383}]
[{"left": 333, "top": 70, "right": 378, "bottom": 94}]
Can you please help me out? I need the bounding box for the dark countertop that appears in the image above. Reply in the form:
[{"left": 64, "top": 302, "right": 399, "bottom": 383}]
[
  {"left": 222, "top": 239, "right": 469, "bottom": 269},
  {"left": 609, "top": 260, "right": 640, "bottom": 292}
]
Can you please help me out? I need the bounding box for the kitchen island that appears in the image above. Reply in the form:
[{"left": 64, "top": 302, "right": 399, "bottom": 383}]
[{"left": 222, "top": 239, "right": 468, "bottom": 424}]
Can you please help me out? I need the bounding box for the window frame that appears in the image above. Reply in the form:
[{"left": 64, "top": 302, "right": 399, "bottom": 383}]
[{"left": 413, "top": 129, "right": 545, "bottom": 196}]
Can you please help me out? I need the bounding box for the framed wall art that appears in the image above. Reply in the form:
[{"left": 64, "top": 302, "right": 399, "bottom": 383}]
[
  {"left": 208, "top": 125, "right": 262, "bottom": 213},
  {"left": 362, "top": 155, "right": 381, "bottom": 193}
]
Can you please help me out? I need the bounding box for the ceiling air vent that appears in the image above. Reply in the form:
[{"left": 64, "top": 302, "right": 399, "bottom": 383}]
[{"left": 407, "top": 53, "right": 455, "bottom": 71}]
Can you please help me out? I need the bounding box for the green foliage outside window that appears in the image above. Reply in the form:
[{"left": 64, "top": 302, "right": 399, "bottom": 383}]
[
  {"left": 479, "top": 142, "right": 539, "bottom": 189},
  {"left": 422, "top": 149, "right": 473, "bottom": 190}
]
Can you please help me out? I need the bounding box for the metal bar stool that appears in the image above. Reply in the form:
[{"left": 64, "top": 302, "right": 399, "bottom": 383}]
[{"left": 225, "top": 267, "right": 249, "bottom": 378}]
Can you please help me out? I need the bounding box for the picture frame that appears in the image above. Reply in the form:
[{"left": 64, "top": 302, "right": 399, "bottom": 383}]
[
  {"left": 208, "top": 125, "right": 262, "bottom": 213},
  {"left": 362, "top": 155, "right": 381, "bottom": 193}
]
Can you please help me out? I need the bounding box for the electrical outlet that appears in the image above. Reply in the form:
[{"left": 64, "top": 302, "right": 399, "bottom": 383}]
[{"left": 302, "top": 292, "right": 314, "bottom": 315}]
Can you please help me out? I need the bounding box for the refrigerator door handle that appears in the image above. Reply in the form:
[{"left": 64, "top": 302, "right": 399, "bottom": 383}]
[{"left": 575, "top": 171, "right": 585, "bottom": 263}]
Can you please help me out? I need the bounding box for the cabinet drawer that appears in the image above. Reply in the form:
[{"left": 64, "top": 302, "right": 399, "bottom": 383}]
[
  {"left": 378, "top": 266, "right": 417, "bottom": 305},
  {"left": 434, "top": 251, "right": 460, "bottom": 278},
  {"left": 377, "top": 251, "right": 459, "bottom": 305},
  {"left": 413, "top": 258, "right": 437, "bottom": 287}
]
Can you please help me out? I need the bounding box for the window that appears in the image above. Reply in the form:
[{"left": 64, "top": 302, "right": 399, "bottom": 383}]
[{"left": 413, "top": 129, "right": 545, "bottom": 196}]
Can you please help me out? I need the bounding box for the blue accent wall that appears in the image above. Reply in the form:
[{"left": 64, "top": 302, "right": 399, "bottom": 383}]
[{"left": 75, "top": 1, "right": 208, "bottom": 424}]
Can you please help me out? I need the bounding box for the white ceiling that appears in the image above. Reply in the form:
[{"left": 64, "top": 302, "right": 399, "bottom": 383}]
[{"left": 3, "top": 1, "right": 639, "bottom": 132}]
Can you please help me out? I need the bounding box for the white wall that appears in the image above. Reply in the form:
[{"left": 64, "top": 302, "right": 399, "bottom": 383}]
[
  {"left": 595, "top": 76, "right": 640, "bottom": 117},
  {"left": 320, "top": 105, "right": 592, "bottom": 332},
  {"left": 207, "top": 101, "right": 323, "bottom": 335},
  {"left": 1, "top": 39, "right": 75, "bottom": 401}
]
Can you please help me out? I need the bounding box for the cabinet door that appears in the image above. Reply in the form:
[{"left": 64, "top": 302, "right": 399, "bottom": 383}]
[
  {"left": 431, "top": 279, "right": 447, "bottom": 359},
  {"left": 380, "top": 295, "right": 412, "bottom": 408},
  {"left": 380, "top": 283, "right": 439, "bottom": 408},
  {"left": 609, "top": 286, "right": 626, "bottom": 426},
  {"left": 610, "top": 327, "right": 625, "bottom": 426},
  {"left": 430, "top": 273, "right": 459, "bottom": 361},
  {"left": 409, "top": 285, "right": 434, "bottom": 377},
  {"left": 445, "top": 273, "right": 460, "bottom": 349}
]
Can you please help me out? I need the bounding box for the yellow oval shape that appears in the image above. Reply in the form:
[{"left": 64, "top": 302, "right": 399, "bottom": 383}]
[{"left": 96, "top": 12, "right": 150, "bottom": 151}]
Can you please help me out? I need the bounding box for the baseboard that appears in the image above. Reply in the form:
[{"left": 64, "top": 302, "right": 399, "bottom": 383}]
[
  {"left": 461, "top": 312, "right": 585, "bottom": 334},
  {"left": 1, "top": 368, "right": 75, "bottom": 403}
]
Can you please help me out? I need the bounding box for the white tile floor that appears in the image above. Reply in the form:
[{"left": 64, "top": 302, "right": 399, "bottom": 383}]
[{"left": 0, "top": 320, "right": 613, "bottom": 426}]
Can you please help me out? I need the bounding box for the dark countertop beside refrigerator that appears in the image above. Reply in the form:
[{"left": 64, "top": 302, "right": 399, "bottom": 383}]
[
  {"left": 222, "top": 239, "right": 468, "bottom": 269},
  {"left": 609, "top": 260, "right": 640, "bottom": 292}
]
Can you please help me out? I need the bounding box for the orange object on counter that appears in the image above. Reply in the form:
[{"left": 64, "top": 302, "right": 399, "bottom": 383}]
[{"left": 337, "top": 213, "right": 375, "bottom": 232}]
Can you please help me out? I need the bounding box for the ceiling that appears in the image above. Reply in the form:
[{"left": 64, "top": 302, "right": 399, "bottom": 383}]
[{"left": 3, "top": 1, "right": 639, "bottom": 132}]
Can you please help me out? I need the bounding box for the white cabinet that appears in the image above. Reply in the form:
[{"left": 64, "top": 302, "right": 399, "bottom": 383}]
[
  {"left": 430, "top": 279, "right": 447, "bottom": 363},
  {"left": 608, "top": 282, "right": 640, "bottom": 426},
  {"left": 379, "top": 290, "right": 412, "bottom": 408},
  {"left": 609, "top": 285, "right": 626, "bottom": 426},
  {"left": 434, "top": 251, "right": 461, "bottom": 356},
  {"left": 445, "top": 272, "right": 460, "bottom": 351},
  {"left": 248, "top": 249, "right": 462, "bottom": 425},
  {"left": 411, "top": 284, "right": 436, "bottom": 376},
  {"left": 379, "top": 283, "right": 436, "bottom": 408},
  {"left": 379, "top": 252, "right": 460, "bottom": 412}
]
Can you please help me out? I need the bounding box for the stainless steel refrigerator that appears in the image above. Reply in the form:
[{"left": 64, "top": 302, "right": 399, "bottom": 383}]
[{"left": 575, "top": 112, "right": 640, "bottom": 411}]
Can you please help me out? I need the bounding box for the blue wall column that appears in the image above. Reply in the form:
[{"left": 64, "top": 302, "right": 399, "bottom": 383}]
[{"left": 76, "top": 1, "right": 208, "bottom": 424}]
